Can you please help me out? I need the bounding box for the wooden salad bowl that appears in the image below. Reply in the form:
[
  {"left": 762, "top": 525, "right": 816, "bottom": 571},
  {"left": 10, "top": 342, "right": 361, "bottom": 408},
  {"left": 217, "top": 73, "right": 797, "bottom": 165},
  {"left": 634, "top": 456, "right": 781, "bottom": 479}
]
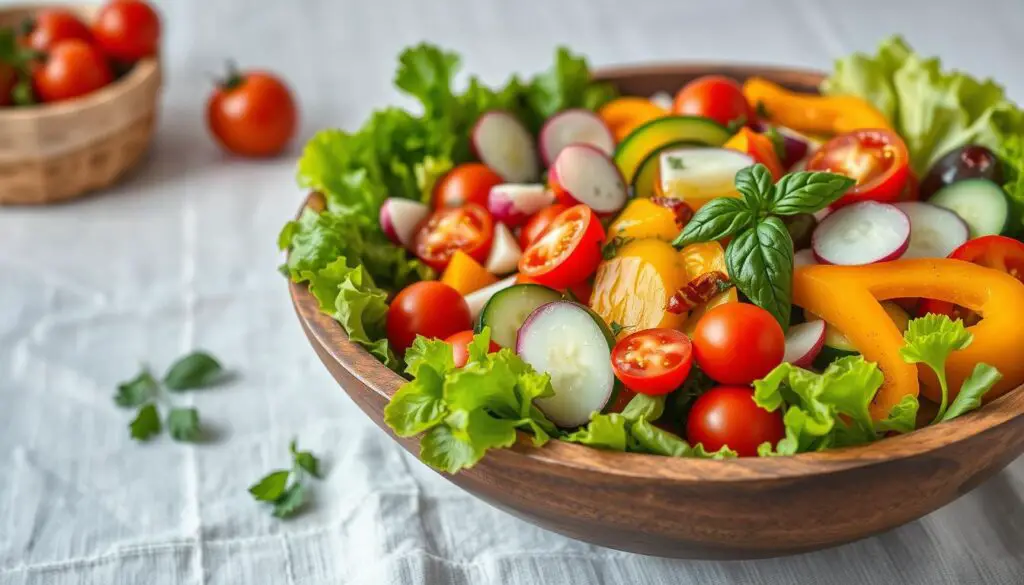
[{"left": 290, "top": 64, "right": 1024, "bottom": 559}]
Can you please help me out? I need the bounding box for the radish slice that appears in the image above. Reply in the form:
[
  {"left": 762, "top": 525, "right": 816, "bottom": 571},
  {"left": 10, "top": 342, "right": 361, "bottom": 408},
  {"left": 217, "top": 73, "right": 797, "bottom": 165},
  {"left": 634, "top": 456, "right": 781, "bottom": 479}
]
[
  {"left": 812, "top": 201, "right": 910, "bottom": 265},
  {"left": 539, "top": 109, "right": 615, "bottom": 166},
  {"left": 893, "top": 202, "right": 970, "bottom": 260},
  {"left": 794, "top": 249, "right": 817, "bottom": 268},
  {"left": 548, "top": 144, "right": 627, "bottom": 215},
  {"left": 379, "top": 198, "right": 430, "bottom": 249},
  {"left": 464, "top": 276, "right": 517, "bottom": 320},
  {"left": 472, "top": 111, "right": 539, "bottom": 183},
  {"left": 783, "top": 321, "right": 826, "bottom": 368},
  {"left": 487, "top": 184, "right": 554, "bottom": 227},
  {"left": 484, "top": 223, "right": 522, "bottom": 275},
  {"left": 516, "top": 301, "right": 615, "bottom": 428}
]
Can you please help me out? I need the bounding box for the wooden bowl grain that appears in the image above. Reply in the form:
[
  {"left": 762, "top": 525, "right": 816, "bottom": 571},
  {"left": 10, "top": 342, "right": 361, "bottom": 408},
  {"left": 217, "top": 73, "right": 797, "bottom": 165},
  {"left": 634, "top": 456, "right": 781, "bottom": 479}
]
[{"left": 290, "top": 64, "right": 1024, "bottom": 559}]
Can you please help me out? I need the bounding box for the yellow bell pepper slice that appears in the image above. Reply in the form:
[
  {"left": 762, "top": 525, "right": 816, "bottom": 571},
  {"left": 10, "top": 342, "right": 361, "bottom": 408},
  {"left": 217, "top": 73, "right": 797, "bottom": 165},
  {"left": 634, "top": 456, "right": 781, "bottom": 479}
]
[
  {"left": 743, "top": 77, "right": 892, "bottom": 136},
  {"left": 440, "top": 250, "right": 498, "bottom": 296},
  {"left": 606, "top": 199, "right": 680, "bottom": 243}
]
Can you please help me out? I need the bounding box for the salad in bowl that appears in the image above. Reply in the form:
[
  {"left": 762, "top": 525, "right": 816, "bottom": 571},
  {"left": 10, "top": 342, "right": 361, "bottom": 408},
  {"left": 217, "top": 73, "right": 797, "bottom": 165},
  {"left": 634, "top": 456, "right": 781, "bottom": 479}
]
[{"left": 280, "top": 36, "right": 1024, "bottom": 475}]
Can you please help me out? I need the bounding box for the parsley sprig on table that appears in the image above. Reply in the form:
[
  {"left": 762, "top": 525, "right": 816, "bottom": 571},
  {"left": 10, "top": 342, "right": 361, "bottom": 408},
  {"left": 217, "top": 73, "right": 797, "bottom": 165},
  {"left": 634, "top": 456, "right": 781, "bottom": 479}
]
[
  {"left": 249, "top": 440, "right": 323, "bottom": 518},
  {"left": 113, "top": 351, "right": 226, "bottom": 441}
]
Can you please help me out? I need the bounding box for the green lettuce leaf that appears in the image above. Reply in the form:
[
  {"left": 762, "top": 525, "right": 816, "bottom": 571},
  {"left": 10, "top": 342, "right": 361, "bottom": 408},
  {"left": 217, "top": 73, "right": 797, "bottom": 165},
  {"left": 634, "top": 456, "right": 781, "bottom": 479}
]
[
  {"left": 900, "top": 314, "right": 973, "bottom": 421},
  {"left": 563, "top": 413, "right": 629, "bottom": 451},
  {"left": 940, "top": 362, "right": 1002, "bottom": 422},
  {"left": 874, "top": 394, "right": 920, "bottom": 435}
]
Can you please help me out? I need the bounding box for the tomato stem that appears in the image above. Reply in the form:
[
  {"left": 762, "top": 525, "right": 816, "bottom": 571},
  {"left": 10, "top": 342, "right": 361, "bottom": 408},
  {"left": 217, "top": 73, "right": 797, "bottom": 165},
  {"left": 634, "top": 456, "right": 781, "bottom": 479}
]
[{"left": 219, "top": 60, "right": 245, "bottom": 91}]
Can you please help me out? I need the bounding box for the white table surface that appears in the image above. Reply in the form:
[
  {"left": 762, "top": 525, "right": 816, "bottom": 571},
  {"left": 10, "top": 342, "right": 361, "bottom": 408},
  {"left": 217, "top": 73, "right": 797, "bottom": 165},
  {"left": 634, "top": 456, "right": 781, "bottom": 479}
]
[{"left": 2, "top": 0, "right": 1023, "bottom": 583}]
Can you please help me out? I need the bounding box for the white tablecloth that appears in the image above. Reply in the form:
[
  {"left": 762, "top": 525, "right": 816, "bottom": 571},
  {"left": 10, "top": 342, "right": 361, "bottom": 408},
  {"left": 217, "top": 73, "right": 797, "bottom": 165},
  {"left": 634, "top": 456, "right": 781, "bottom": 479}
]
[{"left": 2, "top": 0, "right": 1023, "bottom": 583}]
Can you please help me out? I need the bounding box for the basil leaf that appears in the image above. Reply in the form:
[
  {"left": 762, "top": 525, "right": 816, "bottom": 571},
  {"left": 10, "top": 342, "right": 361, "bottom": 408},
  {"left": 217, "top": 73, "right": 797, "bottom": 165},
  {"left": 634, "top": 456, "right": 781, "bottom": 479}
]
[
  {"left": 770, "top": 171, "right": 856, "bottom": 215},
  {"left": 248, "top": 470, "right": 291, "bottom": 502},
  {"left": 129, "top": 404, "right": 162, "bottom": 441},
  {"left": 164, "top": 351, "right": 224, "bottom": 391},
  {"left": 672, "top": 198, "right": 754, "bottom": 248},
  {"left": 114, "top": 369, "right": 158, "bottom": 407},
  {"left": 166, "top": 408, "right": 202, "bottom": 442},
  {"left": 725, "top": 217, "right": 794, "bottom": 329},
  {"left": 272, "top": 483, "right": 307, "bottom": 518},
  {"left": 734, "top": 164, "right": 775, "bottom": 209}
]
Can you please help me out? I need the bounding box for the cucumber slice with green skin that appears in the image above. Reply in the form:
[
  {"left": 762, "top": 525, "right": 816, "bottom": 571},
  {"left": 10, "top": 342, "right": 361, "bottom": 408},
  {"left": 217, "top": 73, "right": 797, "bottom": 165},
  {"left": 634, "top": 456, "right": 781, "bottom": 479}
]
[
  {"left": 813, "top": 345, "right": 860, "bottom": 370},
  {"left": 614, "top": 116, "right": 732, "bottom": 187},
  {"left": 516, "top": 301, "right": 616, "bottom": 428},
  {"left": 927, "top": 178, "right": 1009, "bottom": 237},
  {"left": 477, "top": 284, "right": 563, "bottom": 348}
]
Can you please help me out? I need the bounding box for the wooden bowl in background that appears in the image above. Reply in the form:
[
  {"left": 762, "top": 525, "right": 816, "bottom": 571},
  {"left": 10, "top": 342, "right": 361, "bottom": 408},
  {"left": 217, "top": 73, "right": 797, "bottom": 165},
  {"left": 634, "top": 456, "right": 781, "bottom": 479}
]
[
  {"left": 290, "top": 64, "right": 1024, "bottom": 559},
  {"left": 0, "top": 4, "right": 161, "bottom": 205}
]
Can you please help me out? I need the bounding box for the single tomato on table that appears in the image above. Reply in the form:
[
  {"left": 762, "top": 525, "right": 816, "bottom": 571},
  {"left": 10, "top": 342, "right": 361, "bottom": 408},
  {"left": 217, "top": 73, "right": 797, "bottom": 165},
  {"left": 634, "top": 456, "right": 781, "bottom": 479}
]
[
  {"left": 672, "top": 75, "right": 754, "bottom": 128},
  {"left": 686, "top": 385, "right": 785, "bottom": 457},
  {"left": 920, "top": 235, "right": 1024, "bottom": 322},
  {"left": 387, "top": 282, "right": 471, "bottom": 354},
  {"left": 518, "top": 203, "right": 569, "bottom": 250},
  {"left": 445, "top": 330, "right": 501, "bottom": 368},
  {"left": 433, "top": 163, "right": 503, "bottom": 209},
  {"left": 414, "top": 203, "right": 495, "bottom": 272},
  {"left": 806, "top": 129, "right": 909, "bottom": 207},
  {"left": 690, "top": 303, "right": 784, "bottom": 385},
  {"left": 611, "top": 328, "right": 693, "bottom": 396},
  {"left": 207, "top": 66, "right": 298, "bottom": 157},
  {"left": 518, "top": 204, "right": 605, "bottom": 290},
  {"left": 22, "top": 9, "right": 92, "bottom": 53},
  {"left": 33, "top": 40, "right": 113, "bottom": 102},
  {"left": 91, "top": 0, "right": 161, "bottom": 62}
]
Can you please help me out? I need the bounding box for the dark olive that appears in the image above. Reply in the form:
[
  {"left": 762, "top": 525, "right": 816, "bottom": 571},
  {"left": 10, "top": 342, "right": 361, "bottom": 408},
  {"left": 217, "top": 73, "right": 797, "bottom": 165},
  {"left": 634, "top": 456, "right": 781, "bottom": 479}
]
[{"left": 920, "top": 145, "right": 1004, "bottom": 199}]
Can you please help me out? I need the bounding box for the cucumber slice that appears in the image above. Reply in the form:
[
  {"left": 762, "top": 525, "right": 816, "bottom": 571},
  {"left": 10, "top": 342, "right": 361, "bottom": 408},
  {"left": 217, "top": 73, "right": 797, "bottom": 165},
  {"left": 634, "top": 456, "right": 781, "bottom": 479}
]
[
  {"left": 477, "top": 284, "right": 562, "bottom": 347},
  {"left": 516, "top": 301, "right": 616, "bottom": 428},
  {"left": 614, "top": 116, "right": 731, "bottom": 187},
  {"left": 927, "top": 179, "right": 1009, "bottom": 237}
]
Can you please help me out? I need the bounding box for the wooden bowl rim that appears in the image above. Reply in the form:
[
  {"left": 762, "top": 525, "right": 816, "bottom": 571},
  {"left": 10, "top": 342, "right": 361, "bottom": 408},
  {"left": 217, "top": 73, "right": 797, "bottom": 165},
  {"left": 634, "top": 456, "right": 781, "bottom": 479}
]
[
  {"left": 0, "top": 3, "right": 159, "bottom": 121},
  {"left": 290, "top": 61, "right": 1024, "bottom": 484}
]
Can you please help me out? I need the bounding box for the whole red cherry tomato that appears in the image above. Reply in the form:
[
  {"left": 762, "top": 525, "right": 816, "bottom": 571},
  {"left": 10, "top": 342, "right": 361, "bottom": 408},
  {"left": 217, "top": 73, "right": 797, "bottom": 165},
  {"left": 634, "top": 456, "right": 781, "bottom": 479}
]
[
  {"left": 23, "top": 9, "right": 92, "bottom": 53},
  {"left": 690, "top": 303, "right": 785, "bottom": 385},
  {"left": 686, "top": 385, "right": 785, "bottom": 457},
  {"left": 386, "top": 282, "right": 471, "bottom": 355},
  {"left": 433, "top": 163, "right": 503, "bottom": 209},
  {"left": 673, "top": 75, "right": 753, "bottom": 128},
  {"left": 207, "top": 66, "right": 298, "bottom": 157},
  {"left": 91, "top": 0, "right": 161, "bottom": 62},
  {"left": 445, "top": 330, "right": 501, "bottom": 368},
  {"left": 33, "top": 40, "right": 113, "bottom": 103}
]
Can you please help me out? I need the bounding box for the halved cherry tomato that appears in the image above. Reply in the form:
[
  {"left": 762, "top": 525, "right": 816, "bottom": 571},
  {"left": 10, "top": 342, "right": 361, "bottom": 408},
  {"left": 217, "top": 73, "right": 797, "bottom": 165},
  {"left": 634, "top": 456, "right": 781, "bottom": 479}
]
[
  {"left": 445, "top": 330, "right": 500, "bottom": 368},
  {"left": 686, "top": 386, "right": 785, "bottom": 457},
  {"left": 387, "top": 282, "right": 471, "bottom": 354},
  {"left": 611, "top": 328, "right": 694, "bottom": 395},
  {"left": 518, "top": 204, "right": 605, "bottom": 289},
  {"left": 518, "top": 203, "right": 569, "bottom": 250},
  {"left": 433, "top": 163, "right": 503, "bottom": 209},
  {"left": 806, "top": 129, "right": 910, "bottom": 207},
  {"left": 413, "top": 203, "right": 494, "bottom": 272},
  {"left": 920, "top": 235, "right": 1024, "bottom": 322}
]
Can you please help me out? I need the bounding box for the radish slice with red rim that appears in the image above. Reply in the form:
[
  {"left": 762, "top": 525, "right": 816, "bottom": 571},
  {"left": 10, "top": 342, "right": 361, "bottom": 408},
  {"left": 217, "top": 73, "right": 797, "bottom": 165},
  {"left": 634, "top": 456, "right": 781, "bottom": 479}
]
[
  {"left": 484, "top": 223, "right": 522, "bottom": 275},
  {"left": 783, "top": 320, "right": 826, "bottom": 368},
  {"left": 812, "top": 201, "right": 910, "bottom": 265},
  {"left": 548, "top": 144, "right": 628, "bottom": 215},
  {"left": 379, "top": 198, "right": 431, "bottom": 249},
  {"left": 893, "top": 201, "right": 970, "bottom": 259},
  {"left": 472, "top": 111, "right": 539, "bottom": 183},
  {"left": 539, "top": 109, "right": 614, "bottom": 166},
  {"left": 487, "top": 184, "right": 553, "bottom": 227}
]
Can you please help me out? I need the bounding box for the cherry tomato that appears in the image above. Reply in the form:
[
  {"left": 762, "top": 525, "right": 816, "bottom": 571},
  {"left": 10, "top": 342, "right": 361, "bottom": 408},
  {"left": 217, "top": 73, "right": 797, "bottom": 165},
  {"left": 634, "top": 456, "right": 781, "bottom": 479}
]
[
  {"left": 691, "top": 303, "right": 784, "bottom": 385},
  {"left": 433, "top": 163, "right": 503, "bottom": 209},
  {"left": 91, "top": 0, "right": 161, "bottom": 62},
  {"left": 387, "top": 282, "right": 471, "bottom": 354},
  {"left": 518, "top": 203, "right": 569, "bottom": 250},
  {"left": 686, "top": 386, "right": 785, "bottom": 457},
  {"left": 611, "top": 328, "right": 694, "bottom": 395},
  {"left": 0, "top": 64, "right": 14, "bottom": 107},
  {"left": 33, "top": 40, "right": 113, "bottom": 103},
  {"left": 672, "top": 75, "right": 753, "bottom": 128},
  {"left": 413, "top": 203, "right": 495, "bottom": 272},
  {"left": 518, "top": 204, "right": 605, "bottom": 290},
  {"left": 22, "top": 9, "right": 92, "bottom": 53},
  {"left": 207, "top": 67, "right": 298, "bottom": 157},
  {"left": 920, "top": 235, "right": 1024, "bottom": 322},
  {"left": 445, "top": 330, "right": 501, "bottom": 368},
  {"left": 806, "top": 129, "right": 910, "bottom": 207}
]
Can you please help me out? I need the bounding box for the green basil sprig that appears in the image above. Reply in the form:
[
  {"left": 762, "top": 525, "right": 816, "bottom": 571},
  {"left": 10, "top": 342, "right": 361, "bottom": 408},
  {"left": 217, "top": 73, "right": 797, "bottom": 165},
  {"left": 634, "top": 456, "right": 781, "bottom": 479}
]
[{"left": 672, "top": 165, "right": 855, "bottom": 328}]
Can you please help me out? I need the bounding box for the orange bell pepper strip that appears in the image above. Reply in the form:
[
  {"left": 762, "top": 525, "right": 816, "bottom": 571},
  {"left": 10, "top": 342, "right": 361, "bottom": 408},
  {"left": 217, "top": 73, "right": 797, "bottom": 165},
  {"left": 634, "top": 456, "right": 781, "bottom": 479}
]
[
  {"left": 792, "top": 259, "right": 1024, "bottom": 420},
  {"left": 743, "top": 77, "right": 891, "bottom": 136},
  {"left": 598, "top": 97, "right": 669, "bottom": 143},
  {"left": 723, "top": 128, "right": 784, "bottom": 180},
  {"left": 441, "top": 250, "right": 498, "bottom": 295}
]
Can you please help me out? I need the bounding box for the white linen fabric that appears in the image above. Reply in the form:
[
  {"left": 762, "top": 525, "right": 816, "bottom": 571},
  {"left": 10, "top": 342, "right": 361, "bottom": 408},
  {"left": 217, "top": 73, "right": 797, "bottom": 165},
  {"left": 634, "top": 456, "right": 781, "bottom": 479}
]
[{"left": 2, "top": 0, "right": 1023, "bottom": 583}]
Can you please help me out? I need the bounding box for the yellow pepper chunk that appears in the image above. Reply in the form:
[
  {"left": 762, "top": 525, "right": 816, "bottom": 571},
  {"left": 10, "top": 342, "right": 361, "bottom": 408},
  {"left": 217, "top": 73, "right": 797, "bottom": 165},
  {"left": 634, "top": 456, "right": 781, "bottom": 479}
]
[
  {"left": 792, "top": 259, "right": 1024, "bottom": 420},
  {"left": 743, "top": 77, "right": 892, "bottom": 136},
  {"left": 605, "top": 199, "right": 680, "bottom": 243},
  {"left": 591, "top": 239, "right": 688, "bottom": 338}
]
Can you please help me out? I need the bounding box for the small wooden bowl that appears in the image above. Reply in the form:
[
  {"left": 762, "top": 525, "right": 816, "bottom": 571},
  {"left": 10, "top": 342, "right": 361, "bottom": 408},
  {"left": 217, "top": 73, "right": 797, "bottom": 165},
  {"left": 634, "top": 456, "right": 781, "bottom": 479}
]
[
  {"left": 290, "top": 64, "right": 1024, "bottom": 559},
  {"left": 0, "top": 4, "right": 161, "bottom": 205}
]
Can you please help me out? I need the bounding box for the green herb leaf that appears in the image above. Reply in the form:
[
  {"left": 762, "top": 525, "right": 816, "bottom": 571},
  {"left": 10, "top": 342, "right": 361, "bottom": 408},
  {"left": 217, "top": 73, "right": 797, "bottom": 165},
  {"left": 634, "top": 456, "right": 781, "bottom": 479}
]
[
  {"left": 724, "top": 216, "right": 794, "bottom": 329},
  {"left": 601, "top": 236, "right": 633, "bottom": 260},
  {"left": 733, "top": 164, "right": 776, "bottom": 209},
  {"left": 420, "top": 410, "right": 518, "bottom": 474},
  {"left": 940, "top": 363, "right": 1002, "bottom": 422},
  {"left": 562, "top": 413, "right": 628, "bottom": 450},
  {"left": 114, "top": 369, "right": 158, "bottom": 407},
  {"left": 404, "top": 335, "right": 456, "bottom": 378},
  {"left": 272, "top": 483, "right": 307, "bottom": 518},
  {"left": 166, "top": 408, "right": 201, "bottom": 442},
  {"left": 465, "top": 326, "right": 493, "bottom": 366},
  {"left": 665, "top": 155, "right": 686, "bottom": 170},
  {"left": 620, "top": 393, "right": 665, "bottom": 422},
  {"left": 874, "top": 394, "right": 920, "bottom": 434},
  {"left": 164, "top": 352, "right": 224, "bottom": 391},
  {"left": 672, "top": 197, "right": 755, "bottom": 248},
  {"left": 129, "top": 404, "right": 162, "bottom": 441},
  {"left": 383, "top": 364, "right": 448, "bottom": 436},
  {"left": 249, "top": 470, "right": 291, "bottom": 501},
  {"left": 630, "top": 419, "right": 736, "bottom": 459},
  {"left": 289, "top": 439, "right": 322, "bottom": 479},
  {"left": 900, "top": 314, "right": 974, "bottom": 421},
  {"left": 769, "top": 171, "right": 857, "bottom": 215}
]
